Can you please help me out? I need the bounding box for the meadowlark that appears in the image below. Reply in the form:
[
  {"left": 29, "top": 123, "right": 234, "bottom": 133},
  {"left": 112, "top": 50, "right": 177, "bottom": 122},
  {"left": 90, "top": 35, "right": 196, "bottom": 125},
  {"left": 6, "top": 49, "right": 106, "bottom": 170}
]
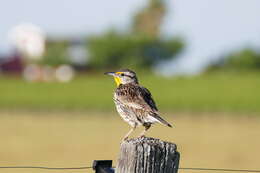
[{"left": 105, "top": 69, "right": 172, "bottom": 140}]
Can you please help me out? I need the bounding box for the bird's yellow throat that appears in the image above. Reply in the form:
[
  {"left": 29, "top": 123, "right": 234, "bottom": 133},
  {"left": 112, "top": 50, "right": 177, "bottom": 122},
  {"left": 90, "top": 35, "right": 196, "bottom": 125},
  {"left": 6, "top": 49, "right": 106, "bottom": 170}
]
[
  {"left": 113, "top": 76, "right": 121, "bottom": 86},
  {"left": 113, "top": 72, "right": 123, "bottom": 86}
]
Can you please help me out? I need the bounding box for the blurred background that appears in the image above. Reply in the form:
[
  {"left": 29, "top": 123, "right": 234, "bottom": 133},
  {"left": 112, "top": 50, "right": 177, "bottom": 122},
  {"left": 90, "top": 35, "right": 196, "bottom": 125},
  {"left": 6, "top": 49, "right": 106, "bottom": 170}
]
[{"left": 0, "top": 0, "right": 260, "bottom": 172}]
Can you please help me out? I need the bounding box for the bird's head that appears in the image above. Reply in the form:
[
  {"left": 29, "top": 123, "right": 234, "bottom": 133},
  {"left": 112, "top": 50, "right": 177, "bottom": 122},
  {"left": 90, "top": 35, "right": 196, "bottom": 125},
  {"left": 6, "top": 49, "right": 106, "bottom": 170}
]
[{"left": 104, "top": 69, "right": 138, "bottom": 86}]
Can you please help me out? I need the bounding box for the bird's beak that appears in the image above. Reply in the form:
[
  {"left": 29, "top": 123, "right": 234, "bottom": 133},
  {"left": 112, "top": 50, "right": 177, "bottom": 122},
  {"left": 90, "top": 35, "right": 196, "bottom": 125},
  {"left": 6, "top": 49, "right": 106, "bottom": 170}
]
[
  {"left": 104, "top": 72, "right": 116, "bottom": 76},
  {"left": 104, "top": 71, "right": 121, "bottom": 86}
]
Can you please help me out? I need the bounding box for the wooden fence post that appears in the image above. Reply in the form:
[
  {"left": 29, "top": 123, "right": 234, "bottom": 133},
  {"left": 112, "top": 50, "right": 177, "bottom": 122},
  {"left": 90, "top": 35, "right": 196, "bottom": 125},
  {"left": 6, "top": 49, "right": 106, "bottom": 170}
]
[{"left": 116, "top": 137, "right": 180, "bottom": 173}]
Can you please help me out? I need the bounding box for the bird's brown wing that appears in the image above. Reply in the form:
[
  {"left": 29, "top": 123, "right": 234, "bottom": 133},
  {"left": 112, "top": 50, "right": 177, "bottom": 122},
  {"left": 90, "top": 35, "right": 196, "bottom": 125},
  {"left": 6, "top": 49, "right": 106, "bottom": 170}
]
[
  {"left": 137, "top": 87, "right": 172, "bottom": 127},
  {"left": 116, "top": 84, "right": 172, "bottom": 127},
  {"left": 139, "top": 86, "right": 158, "bottom": 112},
  {"left": 116, "top": 85, "right": 158, "bottom": 113}
]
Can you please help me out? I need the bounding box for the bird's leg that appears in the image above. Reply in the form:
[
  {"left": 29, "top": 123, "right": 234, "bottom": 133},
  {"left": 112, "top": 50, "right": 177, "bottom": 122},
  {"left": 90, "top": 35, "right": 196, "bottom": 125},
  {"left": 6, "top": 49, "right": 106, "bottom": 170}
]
[
  {"left": 123, "top": 124, "right": 137, "bottom": 141},
  {"left": 139, "top": 124, "right": 151, "bottom": 138}
]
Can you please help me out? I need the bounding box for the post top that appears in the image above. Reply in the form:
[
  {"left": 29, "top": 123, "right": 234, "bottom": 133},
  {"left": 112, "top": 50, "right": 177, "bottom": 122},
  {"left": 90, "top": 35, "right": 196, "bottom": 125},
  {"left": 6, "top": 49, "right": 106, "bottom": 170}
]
[{"left": 122, "top": 137, "right": 177, "bottom": 150}]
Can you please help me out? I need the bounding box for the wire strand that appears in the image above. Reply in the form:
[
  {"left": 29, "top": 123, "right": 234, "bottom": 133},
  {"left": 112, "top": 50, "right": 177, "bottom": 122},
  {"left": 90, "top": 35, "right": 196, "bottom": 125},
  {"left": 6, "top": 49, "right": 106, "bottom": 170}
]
[
  {"left": 1, "top": 166, "right": 260, "bottom": 173},
  {"left": 0, "top": 166, "right": 92, "bottom": 170},
  {"left": 179, "top": 167, "right": 260, "bottom": 173}
]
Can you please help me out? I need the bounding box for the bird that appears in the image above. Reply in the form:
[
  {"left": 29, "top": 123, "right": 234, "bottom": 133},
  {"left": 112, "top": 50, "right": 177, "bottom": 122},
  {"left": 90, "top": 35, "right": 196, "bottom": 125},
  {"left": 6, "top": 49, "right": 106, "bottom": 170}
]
[{"left": 104, "top": 69, "right": 172, "bottom": 140}]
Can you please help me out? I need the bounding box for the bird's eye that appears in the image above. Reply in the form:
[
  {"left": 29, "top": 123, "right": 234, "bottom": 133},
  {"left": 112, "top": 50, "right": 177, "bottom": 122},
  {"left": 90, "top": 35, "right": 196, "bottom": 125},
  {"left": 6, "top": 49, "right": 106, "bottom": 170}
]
[{"left": 121, "top": 73, "right": 125, "bottom": 76}]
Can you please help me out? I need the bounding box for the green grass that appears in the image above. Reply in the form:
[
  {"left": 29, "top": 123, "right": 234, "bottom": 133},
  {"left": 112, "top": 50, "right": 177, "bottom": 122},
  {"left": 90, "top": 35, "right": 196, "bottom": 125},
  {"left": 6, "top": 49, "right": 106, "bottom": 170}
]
[{"left": 0, "top": 71, "right": 260, "bottom": 113}]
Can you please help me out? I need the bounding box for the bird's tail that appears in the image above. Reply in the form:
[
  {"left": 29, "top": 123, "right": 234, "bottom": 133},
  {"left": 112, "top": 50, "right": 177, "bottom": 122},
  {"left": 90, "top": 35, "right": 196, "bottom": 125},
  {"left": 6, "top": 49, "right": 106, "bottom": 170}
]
[{"left": 151, "top": 113, "right": 173, "bottom": 128}]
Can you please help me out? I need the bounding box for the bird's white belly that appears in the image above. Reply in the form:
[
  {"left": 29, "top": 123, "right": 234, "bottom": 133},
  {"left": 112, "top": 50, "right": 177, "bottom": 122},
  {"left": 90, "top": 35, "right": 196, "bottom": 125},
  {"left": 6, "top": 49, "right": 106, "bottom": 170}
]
[{"left": 114, "top": 99, "right": 142, "bottom": 127}]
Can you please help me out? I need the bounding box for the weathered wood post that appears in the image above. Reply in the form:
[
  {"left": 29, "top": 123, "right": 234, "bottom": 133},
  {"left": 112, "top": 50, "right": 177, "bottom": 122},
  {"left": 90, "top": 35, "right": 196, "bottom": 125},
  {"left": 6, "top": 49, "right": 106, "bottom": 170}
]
[{"left": 116, "top": 137, "right": 180, "bottom": 173}]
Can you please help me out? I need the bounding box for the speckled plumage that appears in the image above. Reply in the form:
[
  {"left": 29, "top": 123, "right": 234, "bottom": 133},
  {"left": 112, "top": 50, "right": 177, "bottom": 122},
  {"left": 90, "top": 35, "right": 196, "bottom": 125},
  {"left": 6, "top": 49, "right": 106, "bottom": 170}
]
[{"left": 105, "top": 69, "right": 172, "bottom": 140}]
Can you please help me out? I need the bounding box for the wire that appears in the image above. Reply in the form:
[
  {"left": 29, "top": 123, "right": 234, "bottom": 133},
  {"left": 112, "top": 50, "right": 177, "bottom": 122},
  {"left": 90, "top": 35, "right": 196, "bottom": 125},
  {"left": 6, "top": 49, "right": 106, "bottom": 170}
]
[
  {"left": 1, "top": 166, "right": 260, "bottom": 173},
  {"left": 179, "top": 167, "right": 260, "bottom": 173},
  {"left": 0, "top": 166, "right": 92, "bottom": 170}
]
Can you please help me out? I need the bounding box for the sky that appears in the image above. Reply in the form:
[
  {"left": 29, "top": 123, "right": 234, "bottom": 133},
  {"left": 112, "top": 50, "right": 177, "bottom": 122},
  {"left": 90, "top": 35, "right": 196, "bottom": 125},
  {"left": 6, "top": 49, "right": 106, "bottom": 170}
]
[
  {"left": 160, "top": 0, "right": 260, "bottom": 75},
  {"left": 1, "top": 0, "right": 260, "bottom": 74}
]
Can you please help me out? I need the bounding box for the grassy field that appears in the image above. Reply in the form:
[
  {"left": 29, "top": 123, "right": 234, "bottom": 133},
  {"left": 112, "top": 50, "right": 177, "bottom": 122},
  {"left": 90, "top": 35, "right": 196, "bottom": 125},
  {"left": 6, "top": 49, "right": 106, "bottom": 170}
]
[
  {"left": 0, "top": 111, "right": 260, "bottom": 173},
  {"left": 0, "top": 71, "right": 260, "bottom": 113},
  {"left": 1, "top": 72, "right": 260, "bottom": 171}
]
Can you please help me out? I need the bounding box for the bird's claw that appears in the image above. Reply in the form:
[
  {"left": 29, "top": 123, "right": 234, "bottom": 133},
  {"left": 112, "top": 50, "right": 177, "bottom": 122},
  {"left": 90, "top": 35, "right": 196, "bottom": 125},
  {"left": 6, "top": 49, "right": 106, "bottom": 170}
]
[
  {"left": 138, "top": 135, "right": 145, "bottom": 138},
  {"left": 122, "top": 136, "right": 129, "bottom": 142}
]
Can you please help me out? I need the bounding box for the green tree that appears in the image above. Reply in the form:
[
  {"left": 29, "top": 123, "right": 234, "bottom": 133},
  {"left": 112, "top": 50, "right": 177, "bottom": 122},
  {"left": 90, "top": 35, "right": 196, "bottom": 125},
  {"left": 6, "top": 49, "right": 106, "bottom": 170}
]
[
  {"left": 226, "top": 48, "right": 260, "bottom": 69},
  {"left": 132, "top": 0, "right": 166, "bottom": 37},
  {"left": 87, "top": 32, "right": 184, "bottom": 69},
  {"left": 87, "top": 0, "right": 185, "bottom": 70},
  {"left": 207, "top": 48, "right": 260, "bottom": 71}
]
